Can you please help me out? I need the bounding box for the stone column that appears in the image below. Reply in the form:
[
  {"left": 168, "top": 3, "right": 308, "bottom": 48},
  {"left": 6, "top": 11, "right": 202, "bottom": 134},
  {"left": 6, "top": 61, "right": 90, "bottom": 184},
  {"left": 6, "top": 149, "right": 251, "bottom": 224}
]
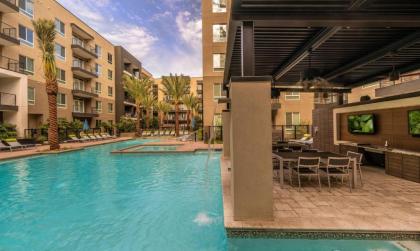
[
  {"left": 230, "top": 78, "right": 273, "bottom": 221},
  {"left": 222, "top": 110, "right": 231, "bottom": 158}
]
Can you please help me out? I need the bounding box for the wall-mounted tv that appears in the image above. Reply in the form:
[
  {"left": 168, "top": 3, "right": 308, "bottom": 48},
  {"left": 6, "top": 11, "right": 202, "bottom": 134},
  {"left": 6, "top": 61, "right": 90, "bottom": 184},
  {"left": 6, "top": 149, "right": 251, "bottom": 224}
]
[
  {"left": 348, "top": 114, "right": 375, "bottom": 134},
  {"left": 408, "top": 110, "right": 420, "bottom": 136}
]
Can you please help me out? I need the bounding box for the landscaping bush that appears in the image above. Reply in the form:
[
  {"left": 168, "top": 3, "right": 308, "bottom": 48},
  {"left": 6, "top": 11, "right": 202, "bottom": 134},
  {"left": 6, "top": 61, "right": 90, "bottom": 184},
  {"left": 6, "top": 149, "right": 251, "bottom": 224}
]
[
  {"left": 0, "top": 123, "right": 17, "bottom": 140},
  {"left": 115, "top": 117, "right": 136, "bottom": 133}
]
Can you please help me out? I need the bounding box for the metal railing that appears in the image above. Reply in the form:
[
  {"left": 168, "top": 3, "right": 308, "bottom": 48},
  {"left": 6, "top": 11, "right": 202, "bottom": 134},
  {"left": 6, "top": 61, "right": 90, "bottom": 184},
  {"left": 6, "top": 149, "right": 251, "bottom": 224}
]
[
  {"left": 72, "top": 60, "right": 97, "bottom": 74},
  {"left": 2, "top": 0, "right": 17, "bottom": 5},
  {"left": 72, "top": 38, "right": 96, "bottom": 54},
  {"left": 0, "top": 22, "right": 17, "bottom": 39},
  {"left": 203, "top": 126, "right": 223, "bottom": 143},
  {"left": 0, "top": 56, "right": 20, "bottom": 72},
  {"left": 272, "top": 125, "right": 311, "bottom": 142},
  {"left": 0, "top": 92, "right": 16, "bottom": 106}
]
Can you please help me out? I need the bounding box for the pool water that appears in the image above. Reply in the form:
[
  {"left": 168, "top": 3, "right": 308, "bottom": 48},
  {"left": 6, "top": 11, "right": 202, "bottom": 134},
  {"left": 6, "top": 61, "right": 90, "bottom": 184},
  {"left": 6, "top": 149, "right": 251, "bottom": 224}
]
[
  {"left": 132, "top": 145, "right": 179, "bottom": 152},
  {"left": 0, "top": 140, "right": 407, "bottom": 250}
]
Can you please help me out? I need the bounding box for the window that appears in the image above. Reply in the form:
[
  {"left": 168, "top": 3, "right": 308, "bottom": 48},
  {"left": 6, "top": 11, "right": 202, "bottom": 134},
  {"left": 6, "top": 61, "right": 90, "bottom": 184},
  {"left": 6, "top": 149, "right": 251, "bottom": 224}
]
[
  {"left": 213, "top": 83, "right": 224, "bottom": 99},
  {"left": 108, "top": 103, "right": 113, "bottom": 113},
  {"left": 95, "top": 101, "right": 102, "bottom": 112},
  {"left": 55, "top": 18, "right": 65, "bottom": 36},
  {"left": 286, "top": 112, "right": 300, "bottom": 126},
  {"left": 94, "top": 82, "right": 102, "bottom": 94},
  {"left": 73, "top": 99, "right": 84, "bottom": 112},
  {"left": 19, "top": 0, "right": 34, "bottom": 18},
  {"left": 57, "top": 68, "right": 66, "bottom": 83},
  {"left": 212, "top": 0, "right": 227, "bottom": 13},
  {"left": 95, "top": 64, "right": 102, "bottom": 76},
  {"left": 108, "top": 86, "right": 113, "bottom": 97},
  {"left": 108, "top": 69, "right": 113, "bottom": 80},
  {"left": 95, "top": 45, "right": 102, "bottom": 58},
  {"left": 28, "top": 87, "right": 35, "bottom": 105},
  {"left": 19, "top": 55, "right": 34, "bottom": 74},
  {"left": 73, "top": 78, "right": 85, "bottom": 91},
  {"left": 213, "top": 53, "right": 225, "bottom": 72},
  {"left": 95, "top": 120, "right": 102, "bottom": 128},
  {"left": 55, "top": 43, "right": 66, "bottom": 60},
  {"left": 285, "top": 92, "right": 300, "bottom": 100},
  {"left": 18, "top": 25, "right": 33, "bottom": 47},
  {"left": 213, "top": 114, "right": 222, "bottom": 126},
  {"left": 107, "top": 53, "right": 113, "bottom": 64},
  {"left": 57, "top": 93, "right": 66, "bottom": 108},
  {"left": 213, "top": 24, "right": 227, "bottom": 42}
]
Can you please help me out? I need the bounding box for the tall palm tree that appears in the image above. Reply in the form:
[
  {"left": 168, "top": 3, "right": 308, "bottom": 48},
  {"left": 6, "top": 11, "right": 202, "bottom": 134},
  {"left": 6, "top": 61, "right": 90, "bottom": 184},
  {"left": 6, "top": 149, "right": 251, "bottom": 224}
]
[
  {"left": 182, "top": 94, "right": 199, "bottom": 131},
  {"left": 161, "top": 74, "right": 189, "bottom": 137},
  {"left": 143, "top": 93, "right": 156, "bottom": 129},
  {"left": 123, "top": 75, "right": 152, "bottom": 136},
  {"left": 155, "top": 101, "right": 172, "bottom": 132},
  {"left": 33, "top": 19, "right": 60, "bottom": 150}
]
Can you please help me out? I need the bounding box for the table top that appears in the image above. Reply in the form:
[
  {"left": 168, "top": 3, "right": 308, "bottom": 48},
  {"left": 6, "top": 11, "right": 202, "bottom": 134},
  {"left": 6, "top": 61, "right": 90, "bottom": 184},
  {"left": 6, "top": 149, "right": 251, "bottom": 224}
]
[{"left": 272, "top": 151, "right": 344, "bottom": 159}]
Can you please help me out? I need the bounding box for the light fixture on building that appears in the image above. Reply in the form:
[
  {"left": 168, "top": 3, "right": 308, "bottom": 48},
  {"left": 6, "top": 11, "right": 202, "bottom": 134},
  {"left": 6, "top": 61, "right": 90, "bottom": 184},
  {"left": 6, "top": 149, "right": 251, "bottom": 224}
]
[{"left": 389, "top": 53, "right": 400, "bottom": 81}]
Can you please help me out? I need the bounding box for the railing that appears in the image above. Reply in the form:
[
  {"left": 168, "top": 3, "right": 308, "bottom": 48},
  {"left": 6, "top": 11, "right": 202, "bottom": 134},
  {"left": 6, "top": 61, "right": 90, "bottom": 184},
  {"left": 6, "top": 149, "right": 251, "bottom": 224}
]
[
  {"left": 0, "top": 56, "right": 20, "bottom": 72},
  {"left": 0, "top": 92, "right": 16, "bottom": 106},
  {"left": 72, "top": 38, "right": 96, "bottom": 54},
  {"left": 272, "top": 125, "right": 312, "bottom": 142},
  {"left": 0, "top": 22, "right": 17, "bottom": 39},
  {"left": 2, "top": 0, "right": 17, "bottom": 5},
  {"left": 72, "top": 60, "right": 97, "bottom": 74},
  {"left": 73, "top": 107, "right": 99, "bottom": 114},
  {"left": 203, "top": 126, "right": 223, "bottom": 143}
]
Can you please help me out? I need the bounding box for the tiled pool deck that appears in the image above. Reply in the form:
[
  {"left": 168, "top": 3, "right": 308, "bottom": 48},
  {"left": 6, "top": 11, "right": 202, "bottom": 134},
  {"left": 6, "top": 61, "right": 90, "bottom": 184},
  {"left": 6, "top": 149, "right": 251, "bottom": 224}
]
[{"left": 221, "top": 158, "right": 420, "bottom": 240}]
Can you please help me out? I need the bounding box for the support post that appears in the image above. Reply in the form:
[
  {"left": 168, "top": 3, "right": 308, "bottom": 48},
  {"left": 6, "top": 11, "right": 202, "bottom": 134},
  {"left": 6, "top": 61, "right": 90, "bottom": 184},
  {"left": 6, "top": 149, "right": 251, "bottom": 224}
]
[{"left": 222, "top": 110, "right": 231, "bottom": 158}]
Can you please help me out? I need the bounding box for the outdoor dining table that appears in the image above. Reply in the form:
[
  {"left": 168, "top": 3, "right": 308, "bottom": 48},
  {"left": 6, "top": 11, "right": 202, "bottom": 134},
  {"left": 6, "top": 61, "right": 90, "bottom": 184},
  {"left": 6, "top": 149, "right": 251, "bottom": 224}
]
[{"left": 272, "top": 151, "right": 359, "bottom": 189}]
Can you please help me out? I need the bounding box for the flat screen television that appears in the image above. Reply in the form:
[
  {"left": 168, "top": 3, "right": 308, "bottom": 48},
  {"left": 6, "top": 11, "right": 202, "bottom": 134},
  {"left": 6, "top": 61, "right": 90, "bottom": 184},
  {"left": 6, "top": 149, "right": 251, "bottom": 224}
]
[
  {"left": 348, "top": 114, "right": 375, "bottom": 134},
  {"left": 408, "top": 110, "right": 420, "bottom": 136}
]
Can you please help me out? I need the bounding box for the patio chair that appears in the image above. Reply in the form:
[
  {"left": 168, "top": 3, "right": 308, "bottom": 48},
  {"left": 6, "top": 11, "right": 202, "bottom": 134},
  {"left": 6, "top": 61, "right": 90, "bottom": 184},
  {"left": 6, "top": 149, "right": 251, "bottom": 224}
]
[
  {"left": 94, "top": 134, "right": 105, "bottom": 140},
  {"left": 80, "top": 135, "right": 92, "bottom": 141},
  {"left": 65, "top": 135, "right": 82, "bottom": 143},
  {"left": 291, "top": 157, "right": 321, "bottom": 191},
  {"left": 347, "top": 151, "right": 364, "bottom": 186},
  {"left": 7, "top": 141, "right": 34, "bottom": 149},
  {"left": 0, "top": 141, "right": 12, "bottom": 151},
  {"left": 320, "top": 157, "right": 352, "bottom": 192}
]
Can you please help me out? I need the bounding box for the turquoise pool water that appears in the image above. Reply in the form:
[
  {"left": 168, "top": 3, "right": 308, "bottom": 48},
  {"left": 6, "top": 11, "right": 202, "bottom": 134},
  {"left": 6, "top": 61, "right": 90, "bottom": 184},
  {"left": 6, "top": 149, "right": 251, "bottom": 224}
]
[{"left": 0, "top": 140, "right": 406, "bottom": 250}]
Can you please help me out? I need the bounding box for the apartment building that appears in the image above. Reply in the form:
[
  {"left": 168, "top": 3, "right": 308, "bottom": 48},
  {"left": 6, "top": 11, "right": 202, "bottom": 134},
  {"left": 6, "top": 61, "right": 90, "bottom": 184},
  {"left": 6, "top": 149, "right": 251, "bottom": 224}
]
[
  {"left": 1, "top": 0, "right": 116, "bottom": 133},
  {"left": 201, "top": 0, "right": 314, "bottom": 128}
]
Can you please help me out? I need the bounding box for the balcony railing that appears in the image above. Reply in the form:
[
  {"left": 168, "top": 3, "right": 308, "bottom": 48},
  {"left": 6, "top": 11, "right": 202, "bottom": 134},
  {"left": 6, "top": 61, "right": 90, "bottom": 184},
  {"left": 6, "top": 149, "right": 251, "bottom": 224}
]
[
  {"left": 72, "top": 38, "right": 96, "bottom": 54},
  {"left": 0, "top": 22, "right": 16, "bottom": 39},
  {"left": 72, "top": 60, "right": 98, "bottom": 75},
  {"left": 3, "top": 0, "right": 16, "bottom": 5},
  {"left": 0, "top": 92, "right": 16, "bottom": 106},
  {"left": 0, "top": 56, "right": 20, "bottom": 73}
]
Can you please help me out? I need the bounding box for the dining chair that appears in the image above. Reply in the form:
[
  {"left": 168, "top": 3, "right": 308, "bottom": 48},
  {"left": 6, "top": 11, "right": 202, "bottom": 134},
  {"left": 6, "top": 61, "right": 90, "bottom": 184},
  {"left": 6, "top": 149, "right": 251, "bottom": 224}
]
[
  {"left": 320, "top": 157, "right": 352, "bottom": 192},
  {"left": 291, "top": 157, "right": 321, "bottom": 191},
  {"left": 347, "top": 151, "right": 364, "bottom": 186}
]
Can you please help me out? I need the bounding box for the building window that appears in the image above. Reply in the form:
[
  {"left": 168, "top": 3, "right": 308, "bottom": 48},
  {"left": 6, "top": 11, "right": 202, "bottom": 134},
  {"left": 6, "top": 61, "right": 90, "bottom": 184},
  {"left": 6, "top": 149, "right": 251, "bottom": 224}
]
[
  {"left": 55, "top": 18, "right": 65, "bottom": 36},
  {"left": 28, "top": 87, "right": 35, "bottom": 105},
  {"left": 212, "top": 0, "right": 227, "bottom": 13},
  {"left": 57, "top": 93, "right": 66, "bottom": 108},
  {"left": 108, "top": 103, "right": 113, "bottom": 113},
  {"left": 108, "top": 86, "right": 113, "bottom": 97},
  {"left": 213, "top": 83, "right": 224, "bottom": 99},
  {"left": 19, "top": 0, "right": 34, "bottom": 18},
  {"left": 73, "top": 99, "right": 85, "bottom": 113},
  {"left": 19, "top": 55, "right": 34, "bottom": 74},
  {"left": 95, "top": 64, "right": 102, "bottom": 76},
  {"left": 286, "top": 112, "right": 300, "bottom": 127},
  {"left": 55, "top": 43, "right": 66, "bottom": 60},
  {"left": 94, "top": 82, "right": 102, "bottom": 94},
  {"left": 108, "top": 69, "right": 113, "bottom": 80},
  {"left": 213, "top": 24, "right": 227, "bottom": 42},
  {"left": 57, "top": 68, "right": 66, "bottom": 83},
  {"left": 107, "top": 53, "right": 113, "bottom": 64},
  {"left": 213, "top": 53, "right": 225, "bottom": 72},
  {"left": 95, "top": 45, "right": 102, "bottom": 58},
  {"left": 18, "top": 25, "right": 34, "bottom": 47},
  {"left": 95, "top": 101, "right": 102, "bottom": 112},
  {"left": 213, "top": 114, "right": 222, "bottom": 126},
  {"left": 95, "top": 120, "right": 102, "bottom": 128},
  {"left": 73, "top": 78, "right": 85, "bottom": 91},
  {"left": 285, "top": 92, "right": 300, "bottom": 100}
]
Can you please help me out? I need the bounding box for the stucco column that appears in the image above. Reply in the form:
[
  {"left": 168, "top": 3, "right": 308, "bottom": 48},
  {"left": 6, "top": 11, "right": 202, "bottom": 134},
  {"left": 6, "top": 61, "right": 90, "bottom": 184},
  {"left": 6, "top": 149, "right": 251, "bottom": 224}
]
[
  {"left": 222, "top": 110, "right": 231, "bottom": 158},
  {"left": 230, "top": 78, "right": 273, "bottom": 221}
]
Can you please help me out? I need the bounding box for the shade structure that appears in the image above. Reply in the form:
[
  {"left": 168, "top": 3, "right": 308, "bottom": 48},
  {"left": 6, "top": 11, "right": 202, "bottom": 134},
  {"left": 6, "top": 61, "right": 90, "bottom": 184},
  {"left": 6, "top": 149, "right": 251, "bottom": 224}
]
[{"left": 83, "top": 119, "right": 90, "bottom": 131}]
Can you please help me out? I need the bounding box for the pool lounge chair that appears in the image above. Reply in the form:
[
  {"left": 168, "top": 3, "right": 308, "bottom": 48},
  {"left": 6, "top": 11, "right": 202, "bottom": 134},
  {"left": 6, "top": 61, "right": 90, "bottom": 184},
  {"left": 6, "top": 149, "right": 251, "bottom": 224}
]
[
  {"left": 7, "top": 141, "right": 35, "bottom": 149},
  {"left": 0, "top": 142, "right": 12, "bottom": 151},
  {"left": 93, "top": 135, "right": 105, "bottom": 140},
  {"left": 80, "top": 135, "right": 92, "bottom": 141}
]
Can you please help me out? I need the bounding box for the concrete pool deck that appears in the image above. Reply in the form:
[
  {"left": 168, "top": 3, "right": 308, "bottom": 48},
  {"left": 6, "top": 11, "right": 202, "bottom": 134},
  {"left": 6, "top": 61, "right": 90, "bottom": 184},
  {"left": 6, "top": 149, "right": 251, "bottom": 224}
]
[{"left": 221, "top": 157, "right": 420, "bottom": 240}]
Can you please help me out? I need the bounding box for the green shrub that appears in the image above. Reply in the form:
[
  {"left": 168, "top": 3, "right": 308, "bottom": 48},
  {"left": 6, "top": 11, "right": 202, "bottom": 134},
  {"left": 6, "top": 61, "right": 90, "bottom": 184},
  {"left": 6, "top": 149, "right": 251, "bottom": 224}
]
[{"left": 115, "top": 117, "right": 136, "bottom": 133}]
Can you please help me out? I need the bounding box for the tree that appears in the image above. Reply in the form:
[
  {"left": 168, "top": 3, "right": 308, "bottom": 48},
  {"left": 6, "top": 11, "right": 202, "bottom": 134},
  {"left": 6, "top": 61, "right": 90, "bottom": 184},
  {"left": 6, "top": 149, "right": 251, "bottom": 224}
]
[
  {"left": 182, "top": 94, "right": 199, "bottom": 131},
  {"left": 161, "top": 74, "right": 190, "bottom": 137},
  {"left": 123, "top": 75, "right": 153, "bottom": 136},
  {"left": 155, "top": 101, "right": 172, "bottom": 132},
  {"left": 143, "top": 93, "right": 156, "bottom": 129},
  {"left": 33, "top": 19, "right": 60, "bottom": 150}
]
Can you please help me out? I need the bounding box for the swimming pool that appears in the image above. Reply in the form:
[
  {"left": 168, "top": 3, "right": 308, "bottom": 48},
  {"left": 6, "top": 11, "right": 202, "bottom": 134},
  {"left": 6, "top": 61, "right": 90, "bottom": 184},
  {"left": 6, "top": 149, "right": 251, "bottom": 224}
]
[{"left": 0, "top": 140, "right": 408, "bottom": 250}]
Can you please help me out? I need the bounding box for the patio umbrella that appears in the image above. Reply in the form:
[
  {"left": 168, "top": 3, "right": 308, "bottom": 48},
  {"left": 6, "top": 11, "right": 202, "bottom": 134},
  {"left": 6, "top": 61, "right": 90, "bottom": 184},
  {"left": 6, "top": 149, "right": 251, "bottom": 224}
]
[
  {"left": 83, "top": 119, "right": 90, "bottom": 131},
  {"left": 191, "top": 117, "right": 196, "bottom": 131}
]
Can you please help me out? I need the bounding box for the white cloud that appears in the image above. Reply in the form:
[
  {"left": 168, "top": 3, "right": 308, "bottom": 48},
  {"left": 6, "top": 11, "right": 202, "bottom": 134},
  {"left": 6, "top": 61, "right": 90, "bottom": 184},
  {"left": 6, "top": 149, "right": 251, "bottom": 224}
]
[{"left": 176, "top": 11, "right": 202, "bottom": 50}]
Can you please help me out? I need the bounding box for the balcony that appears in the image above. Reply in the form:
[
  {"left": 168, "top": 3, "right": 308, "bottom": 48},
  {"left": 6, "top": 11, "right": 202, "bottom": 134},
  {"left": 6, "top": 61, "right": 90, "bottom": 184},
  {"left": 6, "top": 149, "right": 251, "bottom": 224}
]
[
  {"left": 72, "top": 88, "right": 98, "bottom": 99},
  {"left": 72, "top": 60, "right": 98, "bottom": 79},
  {"left": 0, "top": 92, "right": 17, "bottom": 111},
  {"left": 0, "top": 56, "right": 20, "bottom": 73},
  {"left": 71, "top": 23, "right": 93, "bottom": 40},
  {"left": 0, "top": 0, "right": 18, "bottom": 13},
  {"left": 71, "top": 38, "right": 97, "bottom": 60},
  {"left": 72, "top": 107, "right": 99, "bottom": 118},
  {"left": 197, "top": 89, "right": 203, "bottom": 95},
  {"left": 0, "top": 22, "right": 19, "bottom": 46}
]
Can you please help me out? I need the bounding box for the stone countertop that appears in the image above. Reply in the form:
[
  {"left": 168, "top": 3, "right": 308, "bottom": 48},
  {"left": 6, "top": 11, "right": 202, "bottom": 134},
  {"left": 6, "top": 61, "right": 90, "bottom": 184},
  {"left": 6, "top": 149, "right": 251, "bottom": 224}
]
[{"left": 337, "top": 141, "right": 420, "bottom": 157}]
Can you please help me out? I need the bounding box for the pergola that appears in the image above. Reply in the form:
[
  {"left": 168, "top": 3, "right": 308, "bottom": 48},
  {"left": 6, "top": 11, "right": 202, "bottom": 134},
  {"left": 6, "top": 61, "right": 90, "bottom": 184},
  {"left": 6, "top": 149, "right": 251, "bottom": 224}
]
[{"left": 222, "top": 0, "right": 420, "bottom": 221}]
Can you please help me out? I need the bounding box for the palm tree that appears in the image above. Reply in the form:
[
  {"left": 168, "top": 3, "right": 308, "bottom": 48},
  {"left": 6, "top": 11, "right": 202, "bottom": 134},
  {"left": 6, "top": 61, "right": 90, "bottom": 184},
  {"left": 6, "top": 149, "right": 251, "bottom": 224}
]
[
  {"left": 182, "top": 94, "right": 199, "bottom": 131},
  {"left": 33, "top": 19, "right": 60, "bottom": 150},
  {"left": 123, "top": 75, "right": 152, "bottom": 136},
  {"left": 143, "top": 93, "right": 156, "bottom": 129},
  {"left": 161, "top": 74, "right": 190, "bottom": 137},
  {"left": 155, "top": 101, "right": 172, "bottom": 132}
]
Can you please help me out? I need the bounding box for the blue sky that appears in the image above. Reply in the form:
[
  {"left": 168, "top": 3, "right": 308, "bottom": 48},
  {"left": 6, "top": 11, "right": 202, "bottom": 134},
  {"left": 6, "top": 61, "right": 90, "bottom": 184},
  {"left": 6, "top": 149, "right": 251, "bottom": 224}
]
[{"left": 58, "top": 0, "right": 202, "bottom": 77}]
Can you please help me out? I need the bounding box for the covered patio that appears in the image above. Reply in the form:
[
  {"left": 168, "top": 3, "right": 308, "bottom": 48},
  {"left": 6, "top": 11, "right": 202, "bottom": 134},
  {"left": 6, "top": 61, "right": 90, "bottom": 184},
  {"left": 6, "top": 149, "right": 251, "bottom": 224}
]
[{"left": 221, "top": 0, "right": 420, "bottom": 239}]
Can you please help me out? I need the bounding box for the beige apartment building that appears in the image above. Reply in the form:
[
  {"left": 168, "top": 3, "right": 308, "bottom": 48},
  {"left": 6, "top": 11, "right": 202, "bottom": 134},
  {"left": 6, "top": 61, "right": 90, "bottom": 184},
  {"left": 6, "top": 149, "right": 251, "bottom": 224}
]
[
  {"left": 1, "top": 0, "right": 116, "bottom": 133},
  {"left": 201, "top": 0, "right": 314, "bottom": 129}
]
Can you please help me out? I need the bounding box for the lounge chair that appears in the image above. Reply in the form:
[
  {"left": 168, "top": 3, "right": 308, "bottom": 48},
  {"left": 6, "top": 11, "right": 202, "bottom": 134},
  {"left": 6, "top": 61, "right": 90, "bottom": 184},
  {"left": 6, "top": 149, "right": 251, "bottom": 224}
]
[
  {"left": 100, "top": 133, "right": 111, "bottom": 139},
  {"left": 7, "top": 141, "right": 35, "bottom": 149},
  {"left": 80, "top": 135, "right": 92, "bottom": 141},
  {"left": 93, "top": 135, "right": 105, "bottom": 140},
  {"left": 0, "top": 142, "right": 12, "bottom": 151},
  {"left": 87, "top": 135, "right": 98, "bottom": 141},
  {"left": 320, "top": 157, "right": 352, "bottom": 192},
  {"left": 291, "top": 157, "right": 321, "bottom": 191}
]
